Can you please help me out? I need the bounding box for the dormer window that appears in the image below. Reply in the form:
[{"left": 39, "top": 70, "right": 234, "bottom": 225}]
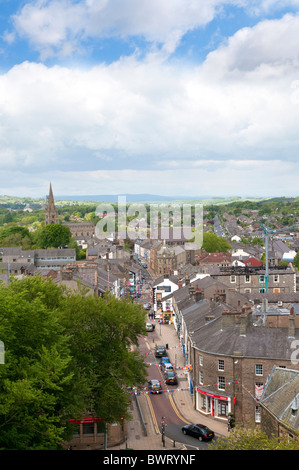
[{"left": 291, "top": 394, "right": 299, "bottom": 418}]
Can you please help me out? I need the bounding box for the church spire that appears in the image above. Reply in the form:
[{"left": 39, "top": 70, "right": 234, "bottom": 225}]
[{"left": 45, "top": 183, "right": 59, "bottom": 225}]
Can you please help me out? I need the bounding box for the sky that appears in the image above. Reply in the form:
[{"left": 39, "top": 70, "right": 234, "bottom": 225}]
[{"left": 0, "top": 0, "right": 299, "bottom": 199}]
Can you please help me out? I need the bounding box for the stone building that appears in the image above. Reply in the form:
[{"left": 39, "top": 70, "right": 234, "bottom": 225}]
[
  {"left": 0, "top": 246, "right": 76, "bottom": 280},
  {"left": 62, "top": 222, "right": 95, "bottom": 240},
  {"left": 211, "top": 265, "right": 296, "bottom": 295},
  {"left": 64, "top": 417, "right": 126, "bottom": 450},
  {"left": 186, "top": 303, "right": 299, "bottom": 426},
  {"left": 150, "top": 240, "right": 186, "bottom": 275},
  {"left": 45, "top": 183, "right": 59, "bottom": 225}
]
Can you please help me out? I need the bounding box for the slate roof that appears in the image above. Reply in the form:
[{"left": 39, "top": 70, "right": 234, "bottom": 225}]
[
  {"left": 182, "top": 299, "right": 224, "bottom": 334},
  {"left": 153, "top": 275, "right": 180, "bottom": 287},
  {"left": 190, "top": 317, "right": 299, "bottom": 360},
  {"left": 260, "top": 367, "right": 299, "bottom": 431}
]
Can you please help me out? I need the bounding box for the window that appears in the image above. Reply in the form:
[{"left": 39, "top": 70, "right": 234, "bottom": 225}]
[
  {"left": 274, "top": 274, "right": 279, "bottom": 283},
  {"left": 199, "top": 371, "right": 203, "bottom": 385},
  {"left": 218, "top": 376, "right": 225, "bottom": 390},
  {"left": 199, "top": 355, "right": 203, "bottom": 366},
  {"left": 82, "top": 422, "right": 94, "bottom": 435},
  {"left": 245, "top": 274, "right": 251, "bottom": 283},
  {"left": 255, "top": 382, "right": 264, "bottom": 399},
  {"left": 255, "top": 406, "right": 261, "bottom": 423},
  {"left": 255, "top": 364, "right": 263, "bottom": 376},
  {"left": 218, "top": 359, "right": 224, "bottom": 371},
  {"left": 230, "top": 275, "right": 236, "bottom": 283}
]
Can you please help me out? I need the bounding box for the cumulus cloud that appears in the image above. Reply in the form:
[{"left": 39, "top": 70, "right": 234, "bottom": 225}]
[
  {"left": 203, "top": 13, "right": 299, "bottom": 73},
  {"left": 11, "top": 0, "right": 245, "bottom": 59},
  {"left": 1, "top": 7, "right": 299, "bottom": 196}
]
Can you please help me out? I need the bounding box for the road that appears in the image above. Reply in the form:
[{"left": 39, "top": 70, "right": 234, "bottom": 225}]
[
  {"left": 134, "top": 262, "right": 216, "bottom": 450},
  {"left": 137, "top": 332, "right": 214, "bottom": 450}
]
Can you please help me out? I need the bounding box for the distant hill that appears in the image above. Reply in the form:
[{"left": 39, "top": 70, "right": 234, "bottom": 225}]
[
  {"left": 55, "top": 194, "right": 194, "bottom": 203},
  {"left": 55, "top": 194, "right": 268, "bottom": 205}
]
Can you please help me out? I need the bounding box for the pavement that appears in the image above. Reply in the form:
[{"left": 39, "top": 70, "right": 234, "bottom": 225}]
[{"left": 109, "top": 317, "right": 229, "bottom": 451}]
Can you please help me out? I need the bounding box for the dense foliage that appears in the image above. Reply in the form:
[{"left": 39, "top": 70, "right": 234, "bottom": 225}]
[
  {"left": 209, "top": 426, "right": 299, "bottom": 450},
  {"left": 0, "top": 276, "right": 147, "bottom": 450}
]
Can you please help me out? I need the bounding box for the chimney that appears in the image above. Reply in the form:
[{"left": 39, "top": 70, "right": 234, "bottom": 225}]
[
  {"left": 178, "top": 279, "right": 183, "bottom": 289},
  {"left": 195, "top": 287, "right": 204, "bottom": 302},
  {"left": 288, "top": 307, "right": 296, "bottom": 338},
  {"left": 240, "top": 305, "right": 252, "bottom": 337},
  {"left": 240, "top": 309, "right": 247, "bottom": 336}
]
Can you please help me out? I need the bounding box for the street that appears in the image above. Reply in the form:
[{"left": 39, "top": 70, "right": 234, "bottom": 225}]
[
  {"left": 138, "top": 331, "right": 215, "bottom": 450},
  {"left": 131, "top": 262, "right": 218, "bottom": 450}
]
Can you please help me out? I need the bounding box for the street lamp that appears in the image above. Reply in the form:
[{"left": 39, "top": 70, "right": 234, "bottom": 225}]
[{"left": 161, "top": 416, "right": 166, "bottom": 447}]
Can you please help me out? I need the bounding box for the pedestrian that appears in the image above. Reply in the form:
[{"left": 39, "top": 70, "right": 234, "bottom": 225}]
[{"left": 227, "top": 415, "right": 232, "bottom": 431}]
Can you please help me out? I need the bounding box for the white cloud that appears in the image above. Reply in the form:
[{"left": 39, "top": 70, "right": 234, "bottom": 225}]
[
  {"left": 203, "top": 13, "right": 299, "bottom": 73},
  {"left": 11, "top": 0, "right": 245, "bottom": 59},
  {"left": 1, "top": 10, "right": 299, "bottom": 196}
]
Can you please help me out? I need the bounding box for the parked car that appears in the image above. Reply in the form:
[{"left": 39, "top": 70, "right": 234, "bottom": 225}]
[
  {"left": 182, "top": 424, "right": 215, "bottom": 441},
  {"left": 160, "top": 356, "right": 170, "bottom": 365},
  {"left": 164, "top": 371, "right": 178, "bottom": 385},
  {"left": 155, "top": 345, "right": 166, "bottom": 357},
  {"left": 161, "top": 362, "right": 174, "bottom": 373},
  {"left": 143, "top": 303, "right": 151, "bottom": 310},
  {"left": 148, "top": 379, "right": 162, "bottom": 394},
  {"left": 146, "top": 322, "right": 155, "bottom": 332}
]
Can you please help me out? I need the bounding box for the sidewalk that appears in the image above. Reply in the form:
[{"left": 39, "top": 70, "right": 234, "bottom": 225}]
[
  {"left": 153, "top": 320, "right": 229, "bottom": 439},
  {"left": 109, "top": 318, "right": 228, "bottom": 451}
]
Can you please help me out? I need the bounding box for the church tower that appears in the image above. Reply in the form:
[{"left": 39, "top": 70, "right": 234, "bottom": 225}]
[{"left": 45, "top": 183, "right": 59, "bottom": 225}]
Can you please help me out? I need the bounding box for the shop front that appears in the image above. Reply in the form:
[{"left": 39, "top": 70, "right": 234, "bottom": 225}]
[{"left": 196, "top": 387, "right": 231, "bottom": 420}]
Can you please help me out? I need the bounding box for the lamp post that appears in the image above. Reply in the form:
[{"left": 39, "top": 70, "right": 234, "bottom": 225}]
[{"left": 161, "top": 416, "right": 166, "bottom": 447}]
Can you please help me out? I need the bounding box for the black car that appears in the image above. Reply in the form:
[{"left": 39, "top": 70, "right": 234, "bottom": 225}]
[
  {"left": 164, "top": 370, "right": 178, "bottom": 385},
  {"left": 182, "top": 424, "right": 215, "bottom": 441},
  {"left": 148, "top": 379, "right": 162, "bottom": 394},
  {"left": 155, "top": 345, "right": 166, "bottom": 357}
]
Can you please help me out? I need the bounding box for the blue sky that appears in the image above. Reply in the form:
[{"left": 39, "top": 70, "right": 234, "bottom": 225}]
[{"left": 0, "top": 0, "right": 299, "bottom": 199}]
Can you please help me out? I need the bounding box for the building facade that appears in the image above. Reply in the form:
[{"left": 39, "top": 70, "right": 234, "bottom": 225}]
[
  {"left": 188, "top": 305, "right": 299, "bottom": 426},
  {"left": 212, "top": 265, "right": 296, "bottom": 295}
]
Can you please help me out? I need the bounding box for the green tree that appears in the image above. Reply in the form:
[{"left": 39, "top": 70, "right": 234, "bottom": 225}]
[
  {"left": 36, "top": 223, "right": 72, "bottom": 248},
  {"left": 0, "top": 276, "right": 148, "bottom": 449},
  {"left": 294, "top": 252, "right": 299, "bottom": 270},
  {"left": 202, "top": 232, "right": 231, "bottom": 253},
  {"left": 209, "top": 425, "right": 299, "bottom": 450},
  {"left": 0, "top": 277, "right": 86, "bottom": 449},
  {"left": 58, "top": 290, "right": 148, "bottom": 423}
]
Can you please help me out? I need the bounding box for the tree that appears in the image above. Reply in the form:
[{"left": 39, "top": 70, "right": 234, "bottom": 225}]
[
  {"left": 57, "top": 290, "right": 148, "bottom": 423},
  {"left": 0, "top": 276, "right": 147, "bottom": 449},
  {"left": 0, "top": 225, "right": 32, "bottom": 247},
  {"left": 36, "top": 223, "right": 72, "bottom": 248},
  {"left": 202, "top": 232, "right": 231, "bottom": 253},
  {"left": 294, "top": 252, "right": 299, "bottom": 270},
  {"left": 209, "top": 425, "right": 299, "bottom": 450},
  {"left": 0, "top": 276, "right": 85, "bottom": 449}
]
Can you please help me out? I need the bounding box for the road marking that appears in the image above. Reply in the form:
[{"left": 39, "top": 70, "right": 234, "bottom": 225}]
[
  {"left": 145, "top": 395, "right": 160, "bottom": 434},
  {"left": 168, "top": 394, "right": 191, "bottom": 425}
]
